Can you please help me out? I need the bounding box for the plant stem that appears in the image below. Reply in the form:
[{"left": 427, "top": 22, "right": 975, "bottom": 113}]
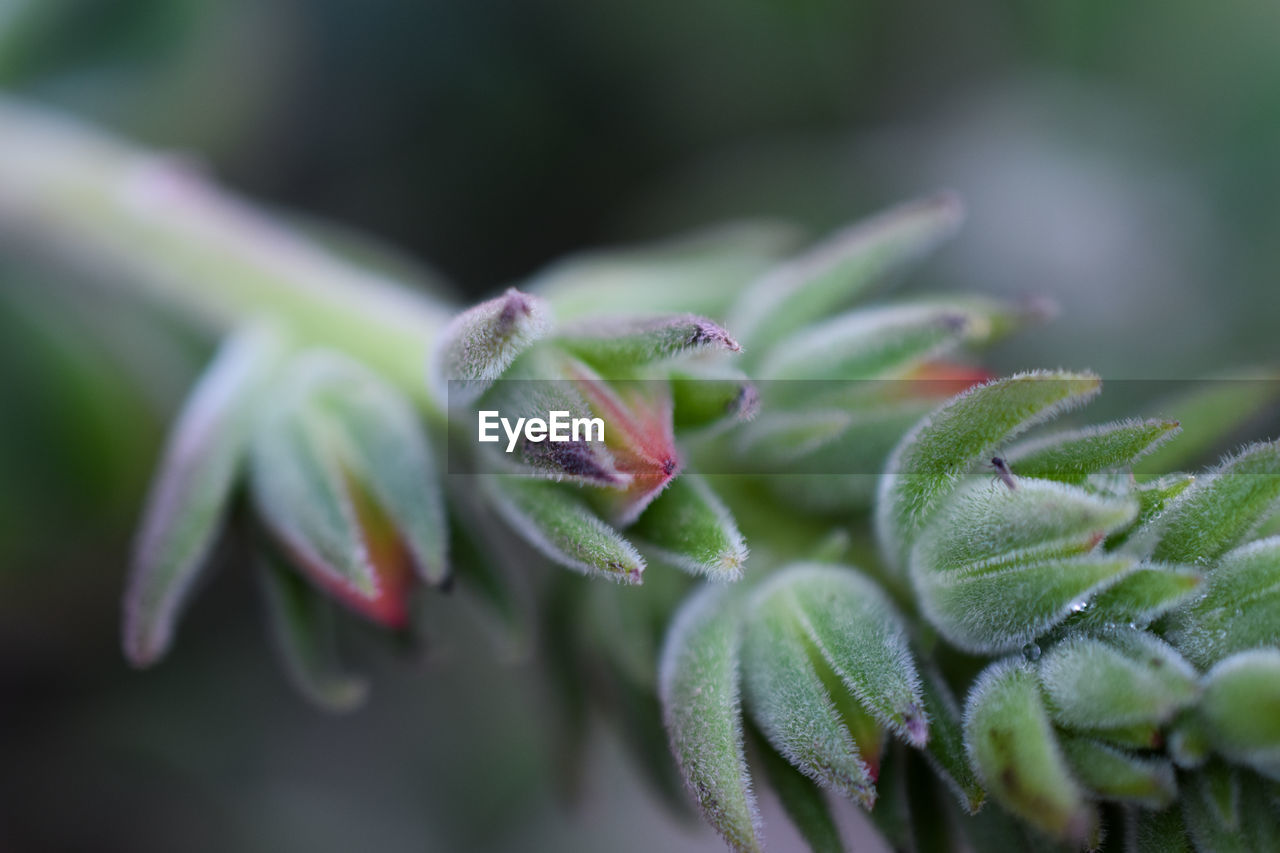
[{"left": 0, "top": 96, "right": 452, "bottom": 412}]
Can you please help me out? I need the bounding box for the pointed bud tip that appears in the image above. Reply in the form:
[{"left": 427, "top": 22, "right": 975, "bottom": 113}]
[
  {"left": 704, "top": 548, "right": 747, "bottom": 582},
  {"left": 122, "top": 632, "right": 163, "bottom": 669},
  {"left": 921, "top": 189, "right": 966, "bottom": 222},
  {"left": 497, "top": 288, "right": 538, "bottom": 328},
  {"left": 690, "top": 320, "right": 740, "bottom": 353},
  {"left": 904, "top": 705, "right": 930, "bottom": 746},
  {"left": 1015, "top": 294, "right": 1059, "bottom": 324},
  {"left": 733, "top": 384, "right": 760, "bottom": 421},
  {"left": 939, "top": 312, "right": 971, "bottom": 333},
  {"left": 854, "top": 785, "right": 878, "bottom": 811}
]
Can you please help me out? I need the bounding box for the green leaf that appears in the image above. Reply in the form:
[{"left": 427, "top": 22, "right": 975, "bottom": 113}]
[
  {"left": 913, "top": 478, "right": 1138, "bottom": 574},
  {"left": 248, "top": 352, "right": 440, "bottom": 625},
  {"left": 1181, "top": 763, "right": 1248, "bottom": 853},
  {"left": 748, "top": 724, "right": 843, "bottom": 853},
  {"left": 583, "top": 572, "right": 681, "bottom": 690},
  {"left": 758, "top": 295, "right": 1044, "bottom": 382},
  {"left": 670, "top": 366, "right": 759, "bottom": 430},
  {"left": 258, "top": 548, "right": 369, "bottom": 712},
  {"left": 1038, "top": 629, "right": 1199, "bottom": 731},
  {"left": 730, "top": 193, "right": 965, "bottom": 348},
  {"left": 432, "top": 288, "right": 550, "bottom": 405},
  {"left": 1087, "top": 721, "right": 1165, "bottom": 751},
  {"left": 758, "top": 302, "right": 975, "bottom": 381},
  {"left": 918, "top": 663, "right": 986, "bottom": 812},
  {"left": 740, "top": 574, "right": 878, "bottom": 807},
  {"left": 444, "top": 483, "right": 534, "bottom": 658},
  {"left": 1108, "top": 474, "right": 1196, "bottom": 550},
  {"left": 921, "top": 554, "right": 1138, "bottom": 654},
  {"left": 1126, "top": 807, "right": 1192, "bottom": 853},
  {"left": 1168, "top": 713, "right": 1212, "bottom": 770},
  {"left": 777, "top": 564, "right": 928, "bottom": 745},
  {"left": 123, "top": 324, "right": 286, "bottom": 666},
  {"left": 658, "top": 585, "right": 762, "bottom": 853},
  {"left": 1198, "top": 649, "right": 1280, "bottom": 780},
  {"left": 309, "top": 354, "right": 449, "bottom": 586},
  {"left": 1003, "top": 418, "right": 1181, "bottom": 484},
  {"left": 877, "top": 370, "right": 1102, "bottom": 573},
  {"left": 865, "top": 744, "right": 915, "bottom": 851},
  {"left": 910, "top": 478, "right": 1138, "bottom": 652},
  {"left": 483, "top": 475, "right": 644, "bottom": 583},
  {"left": 532, "top": 221, "right": 800, "bottom": 321},
  {"left": 250, "top": 378, "right": 375, "bottom": 596},
  {"left": 1166, "top": 536, "right": 1280, "bottom": 668},
  {"left": 1066, "top": 563, "right": 1203, "bottom": 630},
  {"left": 1058, "top": 733, "right": 1176, "bottom": 807},
  {"left": 250, "top": 357, "right": 423, "bottom": 627},
  {"left": 732, "top": 409, "right": 857, "bottom": 467},
  {"left": 630, "top": 474, "right": 748, "bottom": 581},
  {"left": 1146, "top": 441, "right": 1280, "bottom": 564},
  {"left": 962, "top": 659, "right": 1096, "bottom": 842},
  {"left": 612, "top": 671, "right": 694, "bottom": 816},
  {"left": 755, "top": 401, "right": 935, "bottom": 514},
  {"left": 1134, "top": 373, "right": 1280, "bottom": 475},
  {"left": 555, "top": 314, "right": 740, "bottom": 375}
]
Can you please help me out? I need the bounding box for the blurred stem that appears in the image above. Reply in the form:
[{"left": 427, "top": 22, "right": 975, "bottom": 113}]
[{"left": 0, "top": 96, "right": 452, "bottom": 413}]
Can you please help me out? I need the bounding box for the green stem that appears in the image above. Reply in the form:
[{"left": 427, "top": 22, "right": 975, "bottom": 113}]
[{"left": 0, "top": 96, "right": 453, "bottom": 412}]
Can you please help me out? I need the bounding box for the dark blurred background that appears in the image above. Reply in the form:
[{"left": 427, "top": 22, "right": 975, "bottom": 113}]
[{"left": 2, "top": 1, "right": 1279, "bottom": 850}]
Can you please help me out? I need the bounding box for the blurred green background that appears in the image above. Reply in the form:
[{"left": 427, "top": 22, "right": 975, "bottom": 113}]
[{"left": 2, "top": 1, "right": 1279, "bottom": 850}]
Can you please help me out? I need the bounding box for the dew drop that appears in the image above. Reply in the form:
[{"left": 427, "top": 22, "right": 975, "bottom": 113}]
[{"left": 1022, "top": 642, "right": 1042, "bottom": 662}]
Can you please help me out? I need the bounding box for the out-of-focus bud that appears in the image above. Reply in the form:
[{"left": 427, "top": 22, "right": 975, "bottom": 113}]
[
  {"left": 756, "top": 295, "right": 1040, "bottom": 384},
  {"left": 530, "top": 221, "right": 800, "bottom": 322},
  {"left": 123, "top": 324, "right": 286, "bottom": 667},
  {"left": 730, "top": 192, "right": 965, "bottom": 349},
  {"left": 898, "top": 361, "right": 997, "bottom": 399},
  {"left": 1125, "top": 805, "right": 1192, "bottom": 853},
  {"left": 258, "top": 549, "right": 370, "bottom": 712},
  {"left": 250, "top": 351, "right": 448, "bottom": 627}
]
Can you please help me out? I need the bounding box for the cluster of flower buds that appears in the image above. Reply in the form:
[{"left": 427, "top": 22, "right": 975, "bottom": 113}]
[
  {"left": 661, "top": 370, "right": 1280, "bottom": 852},
  {"left": 9, "top": 96, "right": 1277, "bottom": 853},
  {"left": 115, "top": 165, "right": 1279, "bottom": 851},
  {"left": 880, "top": 372, "right": 1280, "bottom": 846},
  {"left": 124, "top": 192, "right": 1032, "bottom": 710}
]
